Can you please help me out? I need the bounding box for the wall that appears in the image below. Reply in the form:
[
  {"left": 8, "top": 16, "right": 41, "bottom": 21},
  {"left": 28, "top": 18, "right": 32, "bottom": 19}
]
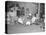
[{"left": 19, "top": 2, "right": 38, "bottom": 15}]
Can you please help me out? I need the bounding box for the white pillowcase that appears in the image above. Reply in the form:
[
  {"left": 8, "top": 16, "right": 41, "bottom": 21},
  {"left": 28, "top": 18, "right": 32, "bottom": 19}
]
[
  {"left": 26, "top": 21, "right": 30, "bottom": 25},
  {"left": 18, "top": 18, "right": 23, "bottom": 24},
  {"left": 31, "top": 16, "right": 36, "bottom": 23}
]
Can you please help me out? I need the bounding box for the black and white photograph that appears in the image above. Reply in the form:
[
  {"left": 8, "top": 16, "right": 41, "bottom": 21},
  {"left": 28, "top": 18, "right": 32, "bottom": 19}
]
[{"left": 5, "top": 1, "right": 45, "bottom": 34}]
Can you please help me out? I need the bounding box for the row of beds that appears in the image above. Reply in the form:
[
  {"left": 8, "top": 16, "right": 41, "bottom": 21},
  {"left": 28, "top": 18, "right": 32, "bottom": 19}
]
[{"left": 7, "top": 3, "right": 45, "bottom": 27}]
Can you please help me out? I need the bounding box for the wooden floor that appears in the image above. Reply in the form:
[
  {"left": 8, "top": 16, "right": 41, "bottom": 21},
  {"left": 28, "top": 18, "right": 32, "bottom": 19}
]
[{"left": 8, "top": 23, "right": 44, "bottom": 34}]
